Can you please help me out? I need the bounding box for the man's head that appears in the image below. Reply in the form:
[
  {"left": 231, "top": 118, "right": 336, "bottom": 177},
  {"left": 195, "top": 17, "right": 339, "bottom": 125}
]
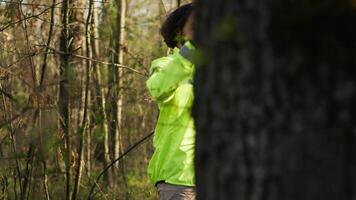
[{"left": 161, "top": 3, "right": 194, "bottom": 48}]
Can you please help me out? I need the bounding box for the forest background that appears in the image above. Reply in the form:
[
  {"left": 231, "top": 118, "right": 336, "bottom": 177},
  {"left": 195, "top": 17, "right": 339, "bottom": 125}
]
[{"left": 0, "top": 0, "right": 191, "bottom": 199}]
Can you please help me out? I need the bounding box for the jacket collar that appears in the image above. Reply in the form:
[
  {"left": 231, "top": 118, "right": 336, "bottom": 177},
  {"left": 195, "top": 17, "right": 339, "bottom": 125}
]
[{"left": 178, "top": 41, "right": 195, "bottom": 63}]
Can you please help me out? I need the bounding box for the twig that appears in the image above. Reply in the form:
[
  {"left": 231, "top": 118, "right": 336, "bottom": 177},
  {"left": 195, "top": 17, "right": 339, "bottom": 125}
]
[
  {"left": 18, "top": 0, "right": 37, "bottom": 107},
  {"left": 160, "top": 0, "right": 168, "bottom": 14},
  {"left": 0, "top": 107, "right": 32, "bottom": 130},
  {"left": 0, "top": 1, "right": 63, "bottom": 32},
  {"left": 83, "top": 163, "right": 109, "bottom": 200},
  {"left": 1, "top": 86, "right": 23, "bottom": 199},
  {"left": 0, "top": 86, "right": 17, "bottom": 104},
  {"left": 87, "top": 131, "right": 154, "bottom": 199},
  {"left": 0, "top": 54, "right": 36, "bottom": 89},
  {"left": 42, "top": 45, "right": 148, "bottom": 77},
  {"left": 0, "top": 0, "right": 106, "bottom": 8},
  {"left": 40, "top": 0, "right": 57, "bottom": 88}
]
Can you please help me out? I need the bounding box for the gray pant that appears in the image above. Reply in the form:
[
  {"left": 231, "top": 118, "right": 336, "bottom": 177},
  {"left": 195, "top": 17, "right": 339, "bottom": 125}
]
[{"left": 157, "top": 183, "right": 196, "bottom": 200}]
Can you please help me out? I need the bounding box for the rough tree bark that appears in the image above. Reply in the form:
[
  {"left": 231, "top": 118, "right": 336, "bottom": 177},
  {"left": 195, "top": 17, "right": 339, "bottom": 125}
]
[{"left": 193, "top": 1, "right": 356, "bottom": 200}]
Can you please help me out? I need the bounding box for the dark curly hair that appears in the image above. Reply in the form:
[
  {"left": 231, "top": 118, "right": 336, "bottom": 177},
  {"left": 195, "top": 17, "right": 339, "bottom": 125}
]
[{"left": 161, "top": 3, "right": 194, "bottom": 48}]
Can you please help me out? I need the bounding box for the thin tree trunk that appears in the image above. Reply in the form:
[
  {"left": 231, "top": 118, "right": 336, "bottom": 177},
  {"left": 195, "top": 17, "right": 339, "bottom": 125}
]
[
  {"left": 87, "top": 2, "right": 103, "bottom": 177},
  {"left": 59, "top": 0, "right": 72, "bottom": 198},
  {"left": 17, "top": 7, "right": 39, "bottom": 198},
  {"left": 23, "top": 144, "right": 34, "bottom": 200},
  {"left": 72, "top": 0, "right": 93, "bottom": 198},
  {"left": 114, "top": 0, "right": 126, "bottom": 172},
  {"left": 93, "top": 4, "right": 111, "bottom": 181},
  {"left": 92, "top": 2, "right": 110, "bottom": 175},
  {"left": 105, "top": 1, "right": 117, "bottom": 187},
  {"left": 91, "top": 1, "right": 112, "bottom": 187},
  {"left": 110, "top": 0, "right": 129, "bottom": 193},
  {"left": 1, "top": 176, "right": 9, "bottom": 200},
  {"left": 39, "top": 1, "right": 55, "bottom": 198},
  {"left": 13, "top": 168, "right": 17, "bottom": 200},
  {"left": 43, "top": 161, "right": 50, "bottom": 200},
  {"left": 37, "top": 102, "right": 50, "bottom": 200},
  {"left": 107, "top": 0, "right": 127, "bottom": 187},
  {"left": 0, "top": 82, "right": 21, "bottom": 199}
]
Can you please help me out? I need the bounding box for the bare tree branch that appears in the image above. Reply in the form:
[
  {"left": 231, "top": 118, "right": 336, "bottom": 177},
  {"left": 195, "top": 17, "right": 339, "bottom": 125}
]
[
  {"left": 87, "top": 131, "right": 154, "bottom": 200},
  {"left": 40, "top": 0, "right": 57, "bottom": 88},
  {"left": 42, "top": 45, "right": 148, "bottom": 77},
  {"left": 0, "top": 1, "right": 63, "bottom": 32}
]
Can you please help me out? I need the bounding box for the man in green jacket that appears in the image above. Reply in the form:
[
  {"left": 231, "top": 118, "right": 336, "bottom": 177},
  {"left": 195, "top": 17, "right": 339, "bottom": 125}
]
[{"left": 146, "top": 3, "right": 196, "bottom": 200}]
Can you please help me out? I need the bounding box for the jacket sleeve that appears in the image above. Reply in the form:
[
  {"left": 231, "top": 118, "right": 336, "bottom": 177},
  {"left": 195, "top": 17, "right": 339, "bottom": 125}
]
[{"left": 146, "top": 56, "right": 193, "bottom": 103}]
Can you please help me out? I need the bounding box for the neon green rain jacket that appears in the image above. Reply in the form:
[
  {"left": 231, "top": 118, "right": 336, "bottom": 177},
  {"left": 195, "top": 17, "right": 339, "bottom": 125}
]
[{"left": 146, "top": 42, "right": 196, "bottom": 187}]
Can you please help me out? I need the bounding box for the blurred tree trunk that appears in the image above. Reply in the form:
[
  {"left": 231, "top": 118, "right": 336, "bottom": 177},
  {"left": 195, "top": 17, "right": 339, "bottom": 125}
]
[
  {"left": 193, "top": 1, "right": 356, "bottom": 200},
  {"left": 72, "top": 0, "right": 92, "bottom": 198},
  {"left": 108, "top": 0, "right": 126, "bottom": 187},
  {"left": 90, "top": 1, "right": 107, "bottom": 177},
  {"left": 106, "top": 0, "right": 127, "bottom": 186},
  {"left": 39, "top": 1, "right": 56, "bottom": 197},
  {"left": 59, "top": 0, "right": 85, "bottom": 198},
  {"left": 114, "top": 0, "right": 126, "bottom": 171},
  {"left": 59, "top": 0, "right": 72, "bottom": 198},
  {"left": 107, "top": 22, "right": 115, "bottom": 188}
]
